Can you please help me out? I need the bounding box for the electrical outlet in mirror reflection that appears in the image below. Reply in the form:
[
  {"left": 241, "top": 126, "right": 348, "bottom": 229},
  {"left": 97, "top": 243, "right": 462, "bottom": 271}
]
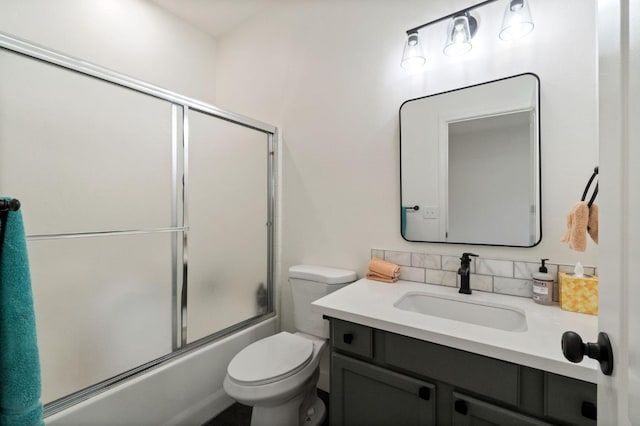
[{"left": 423, "top": 207, "right": 439, "bottom": 219}]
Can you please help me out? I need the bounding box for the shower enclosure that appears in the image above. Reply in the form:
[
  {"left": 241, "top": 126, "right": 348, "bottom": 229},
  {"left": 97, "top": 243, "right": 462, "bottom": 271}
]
[{"left": 0, "top": 33, "right": 276, "bottom": 413}]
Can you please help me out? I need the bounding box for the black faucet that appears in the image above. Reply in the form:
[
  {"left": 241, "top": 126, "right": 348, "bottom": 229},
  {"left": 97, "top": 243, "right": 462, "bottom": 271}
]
[{"left": 458, "top": 253, "right": 479, "bottom": 294}]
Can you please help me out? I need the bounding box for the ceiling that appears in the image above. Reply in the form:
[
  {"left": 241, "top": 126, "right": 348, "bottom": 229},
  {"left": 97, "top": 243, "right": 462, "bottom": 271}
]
[
  {"left": 150, "top": 0, "right": 279, "bottom": 38},
  {"left": 150, "top": 0, "right": 486, "bottom": 40}
]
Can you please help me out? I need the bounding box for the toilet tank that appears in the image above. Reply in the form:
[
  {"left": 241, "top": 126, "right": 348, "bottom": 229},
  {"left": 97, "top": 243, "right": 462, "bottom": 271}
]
[{"left": 289, "top": 265, "right": 357, "bottom": 338}]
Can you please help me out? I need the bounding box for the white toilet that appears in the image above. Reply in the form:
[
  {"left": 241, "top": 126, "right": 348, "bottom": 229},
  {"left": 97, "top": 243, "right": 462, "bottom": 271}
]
[{"left": 223, "top": 265, "right": 357, "bottom": 426}]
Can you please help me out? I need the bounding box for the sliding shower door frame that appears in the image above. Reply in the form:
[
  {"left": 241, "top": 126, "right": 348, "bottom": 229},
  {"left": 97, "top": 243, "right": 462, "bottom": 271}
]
[{"left": 0, "top": 31, "right": 277, "bottom": 415}]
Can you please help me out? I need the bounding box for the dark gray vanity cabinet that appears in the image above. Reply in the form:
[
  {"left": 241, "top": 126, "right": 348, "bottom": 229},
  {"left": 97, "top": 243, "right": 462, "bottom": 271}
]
[{"left": 329, "top": 318, "right": 597, "bottom": 426}]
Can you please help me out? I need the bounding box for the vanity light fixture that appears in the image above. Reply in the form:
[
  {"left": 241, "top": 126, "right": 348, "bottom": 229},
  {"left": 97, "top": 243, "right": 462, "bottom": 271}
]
[
  {"left": 401, "top": 30, "right": 427, "bottom": 70},
  {"left": 401, "top": 0, "right": 534, "bottom": 69}
]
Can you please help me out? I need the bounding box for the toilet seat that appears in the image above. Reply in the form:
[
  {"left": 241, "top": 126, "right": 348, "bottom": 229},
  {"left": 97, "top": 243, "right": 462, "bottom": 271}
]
[{"left": 227, "top": 332, "right": 314, "bottom": 386}]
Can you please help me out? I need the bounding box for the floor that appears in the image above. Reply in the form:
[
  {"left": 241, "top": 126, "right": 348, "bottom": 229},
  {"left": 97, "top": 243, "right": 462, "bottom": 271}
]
[{"left": 201, "top": 390, "right": 330, "bottom": 426}]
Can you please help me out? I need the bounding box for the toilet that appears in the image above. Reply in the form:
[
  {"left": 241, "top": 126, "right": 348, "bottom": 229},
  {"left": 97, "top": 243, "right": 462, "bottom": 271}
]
[{"left": 223, "top": 265, "right": 357, "bottom": 426}]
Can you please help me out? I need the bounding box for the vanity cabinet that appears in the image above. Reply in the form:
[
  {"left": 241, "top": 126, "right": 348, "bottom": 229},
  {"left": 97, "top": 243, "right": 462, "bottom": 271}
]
[{"left": 329, "top": 318, "right": 596, "bottom": 426}]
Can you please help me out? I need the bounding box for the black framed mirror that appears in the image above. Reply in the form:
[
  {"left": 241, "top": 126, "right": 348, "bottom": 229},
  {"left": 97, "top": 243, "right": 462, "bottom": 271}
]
[{"left": 400, "top": 73, "right": 541, "bottom": 247}]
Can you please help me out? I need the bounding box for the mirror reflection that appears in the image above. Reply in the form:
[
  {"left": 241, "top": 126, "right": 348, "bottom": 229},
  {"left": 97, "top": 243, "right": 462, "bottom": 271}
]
[{"left": 400, "top": 73, "right": 541, "bottom": 246}]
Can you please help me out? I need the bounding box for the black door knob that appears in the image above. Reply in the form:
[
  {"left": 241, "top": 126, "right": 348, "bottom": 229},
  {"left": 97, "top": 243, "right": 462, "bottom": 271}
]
[
  {"left": 561, "top": 331, "right": 614, "bottom": 375},
  {"left": 343, "top": 333, "right": 354, "bottom": 344}
]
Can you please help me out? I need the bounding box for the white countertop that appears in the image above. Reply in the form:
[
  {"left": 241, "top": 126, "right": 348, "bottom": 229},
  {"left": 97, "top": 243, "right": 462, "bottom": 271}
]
[{"left": 312, "top": 279, "right": 599, "bottom": 383}]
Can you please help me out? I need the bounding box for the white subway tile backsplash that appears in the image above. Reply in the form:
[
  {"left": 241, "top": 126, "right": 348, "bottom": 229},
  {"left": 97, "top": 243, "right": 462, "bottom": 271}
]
[
  {"left": 514, "top": 262, "right": 538, "bottom": 280},
  {"left": 442, "top": 255, "right": 458, "bottom": 272},
  {"left": 494, "top": 277, "right": 533, "bottom": 298},
  {"left": 371, "top": 249, "right": 385, "bottom": 259},
  {"left": 412, "top": 253, "right": 441, "bottom": 269},
  {"left": 476, "top": 258, "right": 513, "bottom": 278},
  {"left": 514, "top": 261, "right": 559, "bottom": 281},
  {"left": 545, "top": 263, "right": 560, "bottom": 278},
  {"left": 442, "top": 255, "right": 475, "bottom": 273},
  {"left": 384, "top": 250, "right": 411, "bottom": 266},
  {"left": 467, "top": 274, "right": 493, "bottom": 292},
  {"left": 369, "top": 249, "right": 595, "bottom": 301},
  {"left": 426, "top": 269, "right": 457, "bottom": 287},
  {"left": 559, "top": 264, "right": 596, "bottom": 277},
  {"left": 558, "top": 264, "right": 573, "bottom": 274},
  {"left": 400, "top": 266, "right": 425, "bottom": 283}
]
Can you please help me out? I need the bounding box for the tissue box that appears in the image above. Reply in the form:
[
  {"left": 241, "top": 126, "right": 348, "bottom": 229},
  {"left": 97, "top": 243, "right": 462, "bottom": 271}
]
[{"left": 559, "top": 272, "right": 599, "bottom": 315}]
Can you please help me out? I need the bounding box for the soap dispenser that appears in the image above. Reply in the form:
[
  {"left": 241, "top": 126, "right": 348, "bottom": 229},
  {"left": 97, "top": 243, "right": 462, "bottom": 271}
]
[{"left": 532, "top": 259, "right": 554, "bottom": 304}]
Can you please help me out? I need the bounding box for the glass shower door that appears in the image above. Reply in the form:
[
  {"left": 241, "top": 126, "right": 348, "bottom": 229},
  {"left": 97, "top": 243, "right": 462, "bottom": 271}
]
[
  {"left": 0, "top": 48, "right": 177, "bottom": 403},
  {"left": 186, "top": 110, "right": 270, "bottom": 343},
  {"left": 0, "top": 33, "right": 275, "bottom": 410},
  {"left": 27, "top": 234, "right": 174, "bottom": 403}
]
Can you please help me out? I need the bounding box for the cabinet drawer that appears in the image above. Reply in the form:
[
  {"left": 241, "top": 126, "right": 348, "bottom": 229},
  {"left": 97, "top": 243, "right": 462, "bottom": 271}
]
[
  {"left": 383, "top": 333, "right": 519, "bottom": 405},
  {"left": 545, "top": 373, "right": 597, "bottom": 425},
  {"left": 331, "top": 319, "right": 373, "bottom": 359},
  {"left": 452, "top": 392, "right": 552, "bottom": 426}
]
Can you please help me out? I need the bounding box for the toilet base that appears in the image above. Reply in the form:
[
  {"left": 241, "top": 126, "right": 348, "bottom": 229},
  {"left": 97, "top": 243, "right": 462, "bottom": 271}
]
[
  {"left": 249, "top": 369, "right": 324, "bottom": 426},
  {"left": 301, "top": 394, "right": 326, "bottom": 426}
]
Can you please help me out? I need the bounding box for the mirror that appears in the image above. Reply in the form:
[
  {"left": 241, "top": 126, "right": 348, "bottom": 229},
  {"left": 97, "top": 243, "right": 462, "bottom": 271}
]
[{"left": 400, "top": 73, "right": 541, "bottom": 247}]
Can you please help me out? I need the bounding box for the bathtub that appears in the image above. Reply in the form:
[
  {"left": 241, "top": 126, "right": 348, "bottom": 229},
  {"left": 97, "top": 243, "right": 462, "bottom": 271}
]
[{"left": 45, "top": 318, "right": 277, "bottom": 426}]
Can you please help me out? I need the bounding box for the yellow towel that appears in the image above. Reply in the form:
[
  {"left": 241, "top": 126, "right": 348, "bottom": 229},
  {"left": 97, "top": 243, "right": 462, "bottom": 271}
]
[
  {"left": 588, "top": 203, "right": 598, "bottom": 244},
  {"left": 368, "top": 257, "right": 400, "bottom": 278},
  {"left": 366, "top": 271, "right": 399, "bottom": 283},
  {"left": 561, "top": 201, "right": 589, "bottom": 251}
]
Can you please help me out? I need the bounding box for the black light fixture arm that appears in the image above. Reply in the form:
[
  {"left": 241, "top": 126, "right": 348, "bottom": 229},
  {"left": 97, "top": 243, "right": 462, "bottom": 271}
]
[{"left": 406, "top": 0, "right": 499, "bottom": 35}]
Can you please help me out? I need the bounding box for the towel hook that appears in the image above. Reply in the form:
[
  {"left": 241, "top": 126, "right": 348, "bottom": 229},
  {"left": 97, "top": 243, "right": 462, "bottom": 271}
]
[
  {"left": 0, "top": 198, "right": 21, "bottom": 212},
  {"left": 581, "top": 167, "right": 598, "bottom": 208},
  {"left": 0, "top": 198, "right": 20, "bottom": 260}
]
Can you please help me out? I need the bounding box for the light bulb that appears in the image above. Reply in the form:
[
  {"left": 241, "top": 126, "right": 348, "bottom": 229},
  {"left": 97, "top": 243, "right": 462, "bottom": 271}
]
[
  {"left": 401, "top": 31, "right": 426, "bottom": 70},
  {"left": 444, "top": 14, "right": 473, "bottom": 57},
  {"left": 499, "top": 0, "right": 534, "bottom": 41}
]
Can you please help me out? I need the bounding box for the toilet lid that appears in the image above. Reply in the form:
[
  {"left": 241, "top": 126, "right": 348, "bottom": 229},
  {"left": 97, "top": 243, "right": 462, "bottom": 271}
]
[{"left": 227, "top": 332, "right": 314, "bottom": 386}]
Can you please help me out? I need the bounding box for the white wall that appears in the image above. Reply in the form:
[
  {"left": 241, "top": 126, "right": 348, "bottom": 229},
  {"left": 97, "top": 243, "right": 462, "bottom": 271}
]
[
  {"left": 214, "top": 0, "right": 599, "bottom": 334},
  {"left": 0, "top": 0, "right": 218, "bottom": 104},
  {"left": 448, "top": 114, "right": 532, "bottom": 245}
]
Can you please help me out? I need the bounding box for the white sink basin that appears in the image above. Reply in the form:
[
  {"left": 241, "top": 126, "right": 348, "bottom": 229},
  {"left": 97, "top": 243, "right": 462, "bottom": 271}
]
[{"left": 394, "top": 291, "right": 528, "bottom": 332}]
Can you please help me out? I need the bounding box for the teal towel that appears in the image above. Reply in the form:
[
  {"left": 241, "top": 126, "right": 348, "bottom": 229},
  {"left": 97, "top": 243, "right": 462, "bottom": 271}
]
[
  {"left": 0, "top": 203, "right": 43, "bottom": 426},
  {"left": 401, "top": 207, "right": 408, "bottom": 237}
]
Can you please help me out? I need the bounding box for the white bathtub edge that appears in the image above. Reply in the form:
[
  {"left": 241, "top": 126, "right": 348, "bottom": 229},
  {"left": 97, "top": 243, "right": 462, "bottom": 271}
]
[{"left": 45, "top": 318, "right": 277, "bottom": 426}]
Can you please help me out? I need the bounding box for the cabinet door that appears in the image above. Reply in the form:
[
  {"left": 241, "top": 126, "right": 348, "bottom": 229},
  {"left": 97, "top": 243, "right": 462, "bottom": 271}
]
[
  {"left": 545, "top": 373, "right": 597, "bottom": 425},
  {"left": 452, "top": 392, "right": 552, "bottom": 426},
  {"left": 331, "top": 352, "right": 435, "bottom": 426}
]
